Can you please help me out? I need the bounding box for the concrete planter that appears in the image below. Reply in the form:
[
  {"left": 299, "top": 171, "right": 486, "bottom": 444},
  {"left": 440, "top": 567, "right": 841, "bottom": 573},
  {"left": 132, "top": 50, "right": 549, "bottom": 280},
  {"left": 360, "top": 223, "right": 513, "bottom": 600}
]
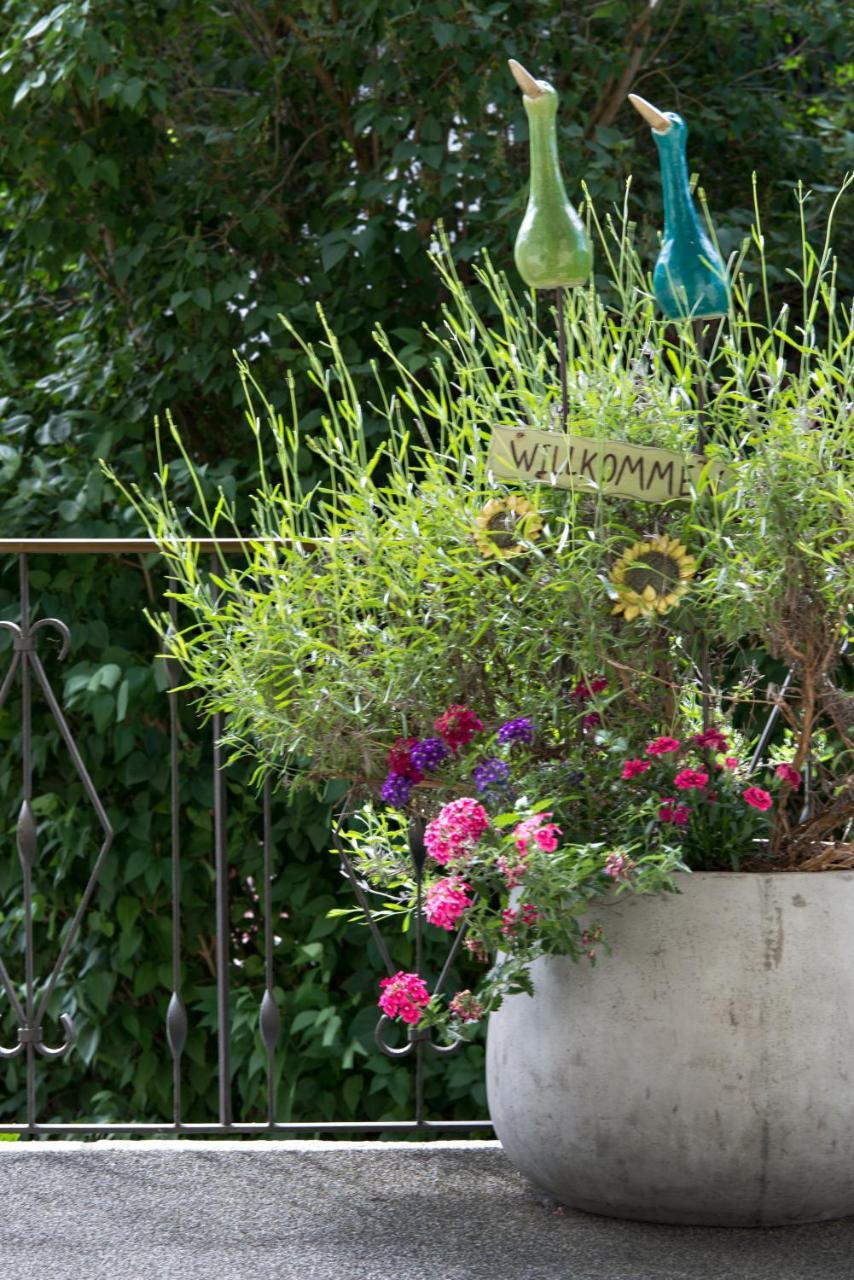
[{"left": 486, "top": 872, "right": 854, "bottom": 1226}]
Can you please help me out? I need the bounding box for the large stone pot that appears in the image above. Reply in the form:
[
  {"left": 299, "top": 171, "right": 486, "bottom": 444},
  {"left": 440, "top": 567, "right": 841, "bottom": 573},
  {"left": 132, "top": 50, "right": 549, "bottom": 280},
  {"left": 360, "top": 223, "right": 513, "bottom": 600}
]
[{"left": 486, "top": 872, "right": 854, "bottom": 1226}]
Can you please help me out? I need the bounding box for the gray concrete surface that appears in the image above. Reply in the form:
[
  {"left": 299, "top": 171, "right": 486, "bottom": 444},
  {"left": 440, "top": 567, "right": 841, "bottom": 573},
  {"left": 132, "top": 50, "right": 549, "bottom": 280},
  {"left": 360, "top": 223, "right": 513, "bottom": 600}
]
[{"left": 3, "top": 1140, "right": 854, "bottom": 1280}]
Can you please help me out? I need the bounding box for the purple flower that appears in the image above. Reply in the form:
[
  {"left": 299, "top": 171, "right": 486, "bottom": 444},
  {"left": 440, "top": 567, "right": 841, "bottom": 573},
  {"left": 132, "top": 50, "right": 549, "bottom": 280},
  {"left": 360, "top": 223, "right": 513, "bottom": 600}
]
[
  {"left": 410, "top": 737, "right": 449, "bottom": 773},
  {"left": 472, "top": 757, "right": 511, "bottom": 792},
  {"left": 497, "top": 717, "right": 535, "bottom": 746},
  {"left": 380, "top": 772, "right": 412, "bottom": 808}
]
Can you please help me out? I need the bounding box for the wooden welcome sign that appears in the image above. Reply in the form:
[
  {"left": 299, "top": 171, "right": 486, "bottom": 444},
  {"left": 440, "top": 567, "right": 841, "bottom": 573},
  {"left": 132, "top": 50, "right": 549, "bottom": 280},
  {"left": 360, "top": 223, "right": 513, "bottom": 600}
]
[{"left": 487, "top": 425, "right": 726, "bottom": 504}]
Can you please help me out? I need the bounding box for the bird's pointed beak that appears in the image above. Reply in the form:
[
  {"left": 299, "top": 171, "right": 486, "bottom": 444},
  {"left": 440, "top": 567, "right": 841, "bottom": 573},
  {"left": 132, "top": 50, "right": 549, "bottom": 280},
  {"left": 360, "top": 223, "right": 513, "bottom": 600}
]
[
  {"left": 508, "top": 58, "right": 544, "bottom": 99},
  {"left": 628, "top": 93, "right": 671, "bottom": 133}
]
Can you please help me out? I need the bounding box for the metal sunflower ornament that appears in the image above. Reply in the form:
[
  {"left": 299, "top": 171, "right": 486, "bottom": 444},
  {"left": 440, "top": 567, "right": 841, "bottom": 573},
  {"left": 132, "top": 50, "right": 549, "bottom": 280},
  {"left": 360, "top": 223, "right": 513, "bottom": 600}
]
[
  {"left": 474, "top": 495, "right": 543, "bottom": 559},
  {"left": 610, "top": 533, "right": 696, "bottom": 621}
]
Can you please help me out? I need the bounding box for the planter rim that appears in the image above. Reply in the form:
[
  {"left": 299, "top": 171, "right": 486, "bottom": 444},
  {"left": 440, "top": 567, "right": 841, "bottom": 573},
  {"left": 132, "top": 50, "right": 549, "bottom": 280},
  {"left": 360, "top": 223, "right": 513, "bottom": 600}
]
[{"left": 667, "top": 869, "right": 854, "bottom": 881}]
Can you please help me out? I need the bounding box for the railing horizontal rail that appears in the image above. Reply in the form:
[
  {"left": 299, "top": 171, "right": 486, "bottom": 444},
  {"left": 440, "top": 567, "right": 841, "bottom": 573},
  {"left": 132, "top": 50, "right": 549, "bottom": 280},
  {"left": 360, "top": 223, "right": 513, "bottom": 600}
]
[
  {"left": 0, "top": 1121, "right": 494, "bottom": 1136},
  {"left": 0, "top": 538, "right": 290, "bottom": 554}
]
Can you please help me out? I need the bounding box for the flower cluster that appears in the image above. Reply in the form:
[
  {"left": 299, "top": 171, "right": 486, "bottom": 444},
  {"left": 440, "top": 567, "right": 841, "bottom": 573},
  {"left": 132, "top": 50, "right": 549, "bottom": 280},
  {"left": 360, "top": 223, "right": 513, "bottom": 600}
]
[
  {"left": 364, "top": 767, "right": 678, "bottom": 1033},
  {"left": 448, "top": 990, "right": 485, "bottom": 1022},
  {"left": 472, "top": 757, "right": 510, "bottom": 793},
  {"left": 604, "top": 851, "right": 636, "bottom": 880},
  {"left": 378, "top": 704, "right": 539, "bottom": 810},
  {"left": 424, "top": 797, "right": 490, "bottom": 866},
  {"left": 501, "top": 902, "right": 541, "bottom": 935},
  {"left": 497, "top": 717, "right": 535, "bottom": 745},
  {"left": 571, "top": 676, "right": 608, "bottom": 702},
  {"left": 617, "top": 730, "right": 801, "bottom": 869},
  {"left": 496, "top": 812, "right": 562, "bottom": 887},
  {"left": 434, "top": 703, "right": 484, "bottom": 752},
  {"left": 424, "top": 876, "right": 473, "bottom": 931},
  {"left": 378, "top": 971, "right": 431, "bottom": 1025}
]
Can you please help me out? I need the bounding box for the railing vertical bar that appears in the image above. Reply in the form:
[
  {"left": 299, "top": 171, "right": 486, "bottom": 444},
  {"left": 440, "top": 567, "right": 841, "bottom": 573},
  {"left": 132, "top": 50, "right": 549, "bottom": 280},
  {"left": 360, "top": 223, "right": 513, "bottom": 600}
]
[
  {"left": 211, "top": 569, "right": 232, "bottom": 1126},
  {"left": 18, "top": 555, "right": 37, "bottom": 1135},
  {"left": 165, "top": 597, "right": 187, "bottom": 1127},
  {"left": 259, "top": 776, "right": 281, "bottom": 1127},
  {"left": 414, "top": 855, "right": 425, "bottom": 1127}
]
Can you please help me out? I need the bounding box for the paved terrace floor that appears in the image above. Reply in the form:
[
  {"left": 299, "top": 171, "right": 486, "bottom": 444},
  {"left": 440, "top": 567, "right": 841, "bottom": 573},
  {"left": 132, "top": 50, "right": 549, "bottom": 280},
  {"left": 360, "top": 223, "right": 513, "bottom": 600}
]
[{"left": 3, "top": 1140, "right": 854, "bottom": 1280}]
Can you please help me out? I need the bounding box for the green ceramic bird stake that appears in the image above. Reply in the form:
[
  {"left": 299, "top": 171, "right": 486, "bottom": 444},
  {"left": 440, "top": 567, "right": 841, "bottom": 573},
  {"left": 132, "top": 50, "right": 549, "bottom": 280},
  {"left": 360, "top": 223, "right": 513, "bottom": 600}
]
[
  {"left": 628, "top": 93, "right": 729, "bottom": 322},
  {"left": 509, "top": 58, "right": 592, "bottom": 429},
  {"left": 509, "top": 59, "right": 592, "bottom": 290}
]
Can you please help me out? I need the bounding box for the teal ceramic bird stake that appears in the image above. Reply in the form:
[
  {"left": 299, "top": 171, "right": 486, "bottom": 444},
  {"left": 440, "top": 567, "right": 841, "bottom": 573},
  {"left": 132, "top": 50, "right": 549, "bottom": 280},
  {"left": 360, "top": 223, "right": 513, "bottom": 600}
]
[
  {"left": 509, "top": 58, "right": 592, "bottom": 429},
  {"left": 629, "top": 93, "right": 730, "bottom": 455},
  {"left": 628, "top": 93, "right": 729, "bottom": 327}
]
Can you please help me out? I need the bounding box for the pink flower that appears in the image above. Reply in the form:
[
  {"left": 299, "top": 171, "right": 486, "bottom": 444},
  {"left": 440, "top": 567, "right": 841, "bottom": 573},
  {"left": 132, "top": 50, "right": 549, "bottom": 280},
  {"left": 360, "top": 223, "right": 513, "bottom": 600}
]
[
  {"left": 604, "top": 851, "right": 636, "bottom": 880},
  {"left": 434, "top": 704, "right": 483, "bottom": 752},
  {"left": 378, "top": 971, "right": 431, "bottom": 1025},
  {"left": 692, "top": 729, "right": 729, "bottom": 752},
  {"left": 659, "top": 798, "right": 691, "bottom": 825},
  {"left": 646, "top": 736, "right": 682, "bottom": 756},
  {"left": 496, "top": 853, "right": 528, "bottom": 889},
  {"left": 424, "top": 877, "right": 473, "bottom": 931},
  {"left": 424, "top": 797, "right": 490, "bottom": 866},
  {"left": 463, "top": 936, "right": 489, "bottom": 963},
  {"left": 621, "top": 758, "right": 650, "bottom": 780},
  {"left": 501, "top": 903, "right": 540, "bottom": 935},
  {"left": 448, "top": 990, "right": 485, "bottom": 1023},
  {"left": 581, "top": 712, "right": 602, "bottom": 730},
  {"left": 673, "top": 767, "right": 709, "bottom": 791},
  {"left": 534, "top": 823, "right": 562, "bottom": 852},
  {"left": 743, "top": 786, "right": 773, "bottom": 812},
  {"left": 512, "top": 812, "right": 561, "bottom": 856},
  {"left": 723, "top": 757, "right": 739, "bottom": 770},
  {"left": 775, "top": 763, "right": 801, "bottom": 790}
]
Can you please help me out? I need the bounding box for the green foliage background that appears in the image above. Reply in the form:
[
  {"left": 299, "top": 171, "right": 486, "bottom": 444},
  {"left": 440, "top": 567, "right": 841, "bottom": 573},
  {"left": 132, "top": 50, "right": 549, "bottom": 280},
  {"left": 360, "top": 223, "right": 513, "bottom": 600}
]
[{"left": 0, "top": 0, "right": 851, "bottom": 1126}]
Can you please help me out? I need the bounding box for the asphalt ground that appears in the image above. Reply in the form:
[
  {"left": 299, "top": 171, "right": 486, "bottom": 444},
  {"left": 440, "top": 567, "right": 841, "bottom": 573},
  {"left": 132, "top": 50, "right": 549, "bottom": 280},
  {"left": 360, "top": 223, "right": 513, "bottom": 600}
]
[{"left": 3, "top": 1140, "right": 854, "bottom": 1280}]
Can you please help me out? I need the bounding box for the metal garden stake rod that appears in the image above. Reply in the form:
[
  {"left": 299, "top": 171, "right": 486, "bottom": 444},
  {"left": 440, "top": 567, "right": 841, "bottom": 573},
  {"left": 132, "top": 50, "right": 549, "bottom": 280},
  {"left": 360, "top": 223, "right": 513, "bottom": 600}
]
[
  {"left": 629, "top": 92, "right": 731, "bottom": 730},
  {"left": 508, "top": 59, "right": 592, "bottom": 430}
]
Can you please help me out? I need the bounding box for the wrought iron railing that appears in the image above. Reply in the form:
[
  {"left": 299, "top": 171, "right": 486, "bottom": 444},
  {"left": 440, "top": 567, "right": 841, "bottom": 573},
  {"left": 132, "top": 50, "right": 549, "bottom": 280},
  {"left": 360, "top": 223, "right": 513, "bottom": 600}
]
[{"left": 0, "top": 541, "right": 492, "bottom": 1138}]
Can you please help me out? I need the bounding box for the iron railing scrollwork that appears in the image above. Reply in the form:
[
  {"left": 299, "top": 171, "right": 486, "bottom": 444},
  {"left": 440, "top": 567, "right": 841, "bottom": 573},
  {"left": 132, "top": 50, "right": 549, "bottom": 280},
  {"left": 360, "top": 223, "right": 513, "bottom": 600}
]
[{"left": 0, "top": 540, "right": 492, "bottom": 1139}]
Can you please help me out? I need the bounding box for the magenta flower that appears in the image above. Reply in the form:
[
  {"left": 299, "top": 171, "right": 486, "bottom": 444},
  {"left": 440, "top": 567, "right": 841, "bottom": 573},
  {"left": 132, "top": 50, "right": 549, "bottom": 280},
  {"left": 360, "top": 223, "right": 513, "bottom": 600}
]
[
  {"left": 659, "top": 798, "right": 691, "bottom": 825},
  {"left": 646, "top": 736, "right": 682, "bottom": 756},
  {"left": 581, "top": 712, "right": 602, "bottom": 730},
  {"left": 378, "top": 971, "right": 431, "bottom": 1025},
  {"left": 692, "top": 728, "right": 729, "bottom": 751},
  {"left": 775, "top": 763, "right": 801, "bottom": 790},
  {"left": 424, "top": 797, "right": 490, "bottom": 866},
  {"left": 673, "top": 767, "right": 709, "bottom": 791},
  {"left": 386, "top": 736, "right": 424, "bottom": 782},
  {"left": 570, "top": 676, "right": 608, "bottom": 701},
  {"left": 743, "top": 786, "right": 773, "bottom": 812},
  {"left": 424, "top": 877, "right": 473, "bottom": 931},
  {"left": 621, "top": 758, "right": 650, "bottom": 780},
  {"left": 448, "top": 990, "right": 485, "bottom": 1023},
  {"left": 723, "top": 757, "right": 739, "bottom": 770}
]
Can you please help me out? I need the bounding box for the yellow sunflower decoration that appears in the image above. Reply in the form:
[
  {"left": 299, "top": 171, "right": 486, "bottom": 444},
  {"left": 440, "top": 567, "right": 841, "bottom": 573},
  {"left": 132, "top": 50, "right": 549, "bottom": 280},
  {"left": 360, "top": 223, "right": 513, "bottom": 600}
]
[
  {"left": 474, "top": 496, "right": 543, "bottom": 559},
  {"left": 610, "top": 533, "right": 696, "bottom": 621}
]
